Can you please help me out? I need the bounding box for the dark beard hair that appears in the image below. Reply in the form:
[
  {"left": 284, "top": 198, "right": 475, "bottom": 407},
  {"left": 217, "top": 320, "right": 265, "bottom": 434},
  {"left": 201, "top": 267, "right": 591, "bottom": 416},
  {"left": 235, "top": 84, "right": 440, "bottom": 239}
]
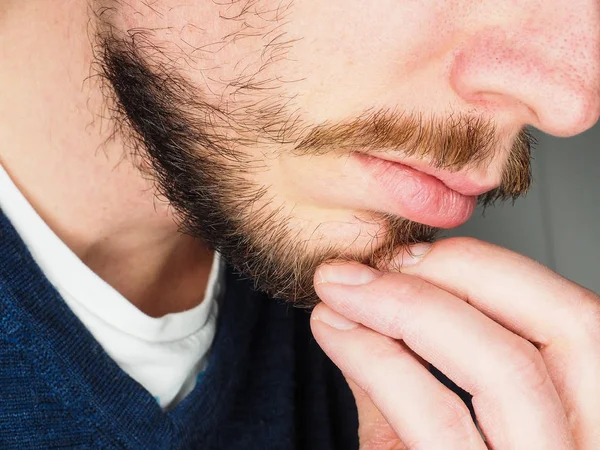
[{"left": 92, "top": 28, "right": 533, "bottom": 308}]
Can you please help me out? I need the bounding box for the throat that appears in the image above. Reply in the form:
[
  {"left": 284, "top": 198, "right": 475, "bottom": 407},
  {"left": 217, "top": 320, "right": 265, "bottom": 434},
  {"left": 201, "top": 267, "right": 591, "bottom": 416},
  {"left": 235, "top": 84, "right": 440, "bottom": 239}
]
[{"left": 82, "top": 233, "right": 215, "bottom": 318}]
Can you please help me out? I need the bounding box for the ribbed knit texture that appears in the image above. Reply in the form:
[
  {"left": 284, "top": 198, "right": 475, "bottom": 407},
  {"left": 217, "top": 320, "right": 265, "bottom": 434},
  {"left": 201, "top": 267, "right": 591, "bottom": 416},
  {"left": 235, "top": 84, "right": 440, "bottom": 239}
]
[{"left": 0, "top": 209, "right": 360, "bottom": 449}]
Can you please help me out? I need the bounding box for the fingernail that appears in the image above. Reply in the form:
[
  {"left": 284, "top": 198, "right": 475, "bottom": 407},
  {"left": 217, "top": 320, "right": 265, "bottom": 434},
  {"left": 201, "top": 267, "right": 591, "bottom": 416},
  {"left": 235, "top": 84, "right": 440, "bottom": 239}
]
[
  {"left": 399, "top": 243, "right": 432, "bottom": 267},
  {"left": 317, "top": 262, "right": 382, "bottom": 286},
  {"left": 313, "top": 305, "right": 358, "bottom": 330}
]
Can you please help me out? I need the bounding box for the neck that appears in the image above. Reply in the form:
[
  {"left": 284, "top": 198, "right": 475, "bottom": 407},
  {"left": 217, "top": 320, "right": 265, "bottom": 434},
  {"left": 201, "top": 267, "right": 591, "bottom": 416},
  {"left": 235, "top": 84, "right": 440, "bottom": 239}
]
[{"left": 0, "top": 1, "right": 214, "bottom": 317}]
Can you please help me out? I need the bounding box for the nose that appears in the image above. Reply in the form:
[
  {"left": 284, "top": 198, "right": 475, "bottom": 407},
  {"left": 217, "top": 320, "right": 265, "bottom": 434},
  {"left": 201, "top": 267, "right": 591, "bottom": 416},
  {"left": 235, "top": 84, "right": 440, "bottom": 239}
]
[{"left": 449, "top": 1, "right": 600, "bottom": 137}]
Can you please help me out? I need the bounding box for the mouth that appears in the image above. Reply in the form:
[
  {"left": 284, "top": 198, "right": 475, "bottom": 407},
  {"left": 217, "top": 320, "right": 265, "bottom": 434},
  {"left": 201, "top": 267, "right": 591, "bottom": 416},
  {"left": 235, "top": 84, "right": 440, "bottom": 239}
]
[
  {"left": 368, "top": 153, "right": 501, "bottom": 197},
  {"left": 352, "top": 153, "right": 492, "bottom": 228}
]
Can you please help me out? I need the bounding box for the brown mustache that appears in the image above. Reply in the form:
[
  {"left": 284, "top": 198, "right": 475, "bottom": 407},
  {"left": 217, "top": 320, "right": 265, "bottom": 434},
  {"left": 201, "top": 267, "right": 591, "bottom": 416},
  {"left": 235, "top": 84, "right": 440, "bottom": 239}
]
[{"left": 293, "top": 109, "right": 534, "bottom": 204}]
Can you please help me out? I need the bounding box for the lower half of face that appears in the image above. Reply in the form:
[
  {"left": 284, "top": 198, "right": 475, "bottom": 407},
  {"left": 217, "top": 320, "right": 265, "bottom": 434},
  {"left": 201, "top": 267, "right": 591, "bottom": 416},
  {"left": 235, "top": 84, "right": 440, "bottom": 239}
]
[{"left": 94, "top": 1, "right": 532, "bottom": 306}]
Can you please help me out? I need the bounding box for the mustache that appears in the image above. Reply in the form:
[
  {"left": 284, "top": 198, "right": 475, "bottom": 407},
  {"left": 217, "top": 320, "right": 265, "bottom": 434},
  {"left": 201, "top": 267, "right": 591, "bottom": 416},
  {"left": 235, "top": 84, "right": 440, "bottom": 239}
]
[{"left": 293, "top": 109, "right": 535, "bottom": 205}]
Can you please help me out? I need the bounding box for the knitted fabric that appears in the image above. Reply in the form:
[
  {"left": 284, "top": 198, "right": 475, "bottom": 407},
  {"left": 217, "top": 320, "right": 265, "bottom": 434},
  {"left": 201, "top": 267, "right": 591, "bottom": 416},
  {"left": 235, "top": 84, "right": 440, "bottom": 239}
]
[{"left": 0, "top": 209, "right": 359, "bottom": 449}]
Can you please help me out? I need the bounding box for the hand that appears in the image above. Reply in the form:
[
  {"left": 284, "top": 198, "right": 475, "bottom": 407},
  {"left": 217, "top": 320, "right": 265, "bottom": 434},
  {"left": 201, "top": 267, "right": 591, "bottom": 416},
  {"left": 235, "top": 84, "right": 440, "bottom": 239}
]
[{"left": 311, "top": 237, "right": 600, "bottom": 449}]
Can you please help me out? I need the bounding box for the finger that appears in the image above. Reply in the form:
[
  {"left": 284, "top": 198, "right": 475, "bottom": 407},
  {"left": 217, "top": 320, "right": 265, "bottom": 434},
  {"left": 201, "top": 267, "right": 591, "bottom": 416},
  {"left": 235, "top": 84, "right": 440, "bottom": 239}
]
[
  {"left": 392, "top": 237, "right": 596, "bottom": 348},
  {"left": 394, "top": 237, "right": 600, "bottom": 447},
  {"left": 311, "top": 303, "right": 487, "bottom": 450},
  {"left": 314, "top": 264, "right": 575, "bottom": 449},
  {"left": 345, "top": 379, "right": 409, "bottom": 450}
]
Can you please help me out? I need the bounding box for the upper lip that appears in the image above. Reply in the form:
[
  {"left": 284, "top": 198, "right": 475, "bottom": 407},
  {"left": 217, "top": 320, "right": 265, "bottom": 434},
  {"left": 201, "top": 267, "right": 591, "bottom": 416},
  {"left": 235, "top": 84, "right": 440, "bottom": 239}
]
[{"left": 369, "top": 154, "right": 501, "bottom": 197}]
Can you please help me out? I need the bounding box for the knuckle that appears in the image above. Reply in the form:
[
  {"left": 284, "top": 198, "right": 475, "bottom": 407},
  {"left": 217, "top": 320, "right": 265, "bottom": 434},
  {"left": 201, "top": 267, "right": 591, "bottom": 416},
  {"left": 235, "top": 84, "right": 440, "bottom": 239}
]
[
  {"left": 400, "top": 395, "right": 475, "bottom": 450},
  {"left": 571, "top": 291, "right": 600, "bottom": 343},
  {"left": 383, "top": 278, "right": 430, "bottom": 337},
  {"left": 436, "top": 395, "right": 476, "bottom": 440},
  {"left": 367, "top": 336, "right": 405, "bottom": 365},
  {"left": 434, "top": 237, "right": 490, "bottom": 267},
  {"left": 437, "top": 236, "right": 486, "bottom": 255},
  {"left": 391, "top": 276, "right": 429, "bottom": 299},
  {"left": 504, "top": 339, "right": 549, "bottom": 392},
  {"left": 354, "top": 339, "right": 402, "bottom": 397},
  {"left": 552, "top": 288, "right": 600, "bottom": 347}
]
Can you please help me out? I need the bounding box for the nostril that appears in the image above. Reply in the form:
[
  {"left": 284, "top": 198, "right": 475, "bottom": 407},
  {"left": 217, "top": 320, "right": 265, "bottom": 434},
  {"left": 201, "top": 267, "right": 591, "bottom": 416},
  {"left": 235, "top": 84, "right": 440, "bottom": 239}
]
[
  {"left": 463, "top": 91, "right": 539, "bottom": 124},
  {"left": 449, "top": 23, "right": 600, "bottom": 138}
]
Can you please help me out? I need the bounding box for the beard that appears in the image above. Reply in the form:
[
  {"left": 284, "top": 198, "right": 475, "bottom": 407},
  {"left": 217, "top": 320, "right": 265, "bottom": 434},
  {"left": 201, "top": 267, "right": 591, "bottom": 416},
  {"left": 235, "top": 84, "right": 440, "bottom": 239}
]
[{"left": 93, "top": 28, "right": 533, "bottom": 308}]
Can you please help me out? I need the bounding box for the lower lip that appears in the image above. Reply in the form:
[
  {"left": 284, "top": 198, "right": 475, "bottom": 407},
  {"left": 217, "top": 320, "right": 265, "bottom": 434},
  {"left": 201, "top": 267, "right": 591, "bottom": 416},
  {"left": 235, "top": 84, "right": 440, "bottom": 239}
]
[{"left": 354, "top": 154, "right": 477, "bottom": 228}]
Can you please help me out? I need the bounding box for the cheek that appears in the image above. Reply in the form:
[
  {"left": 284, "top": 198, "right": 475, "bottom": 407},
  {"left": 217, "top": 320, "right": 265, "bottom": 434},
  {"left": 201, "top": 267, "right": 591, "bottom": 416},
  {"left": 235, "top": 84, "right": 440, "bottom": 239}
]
[
  {"left": 108, "top": 1, "right": 282, "bottom": 103},
  {"left": 222, "top": 145, "right": 390, "bottom": 253},
  {"left": 112, "top": 0, "right": 458, "bottom": 128},
  {"left": 283, "top": 0, "right": 459, "bottom": 123}
]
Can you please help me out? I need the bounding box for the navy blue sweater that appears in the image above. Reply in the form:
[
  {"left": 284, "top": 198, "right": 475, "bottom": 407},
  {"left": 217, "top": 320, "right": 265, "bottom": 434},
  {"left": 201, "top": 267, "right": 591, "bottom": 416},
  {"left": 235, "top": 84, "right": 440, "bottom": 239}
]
[{"left": 0, "top": 210, "right": 360, "bottom": 449}]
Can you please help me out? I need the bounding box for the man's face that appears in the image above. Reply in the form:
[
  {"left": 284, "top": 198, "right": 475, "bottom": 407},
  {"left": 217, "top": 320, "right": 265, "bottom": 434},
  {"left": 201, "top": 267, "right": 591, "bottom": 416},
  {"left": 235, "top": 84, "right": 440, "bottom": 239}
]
[{"left": 93, "top": 0, "right": 597, "bottom": 306}]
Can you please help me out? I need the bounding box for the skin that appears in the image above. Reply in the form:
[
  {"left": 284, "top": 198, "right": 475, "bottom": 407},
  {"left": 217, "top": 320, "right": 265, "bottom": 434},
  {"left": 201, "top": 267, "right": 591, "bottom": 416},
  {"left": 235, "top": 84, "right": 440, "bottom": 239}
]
[
  {"left": 312, "top": 238, "right": 600, "bottom": 448},
  {"left": 1, "top": 0, "right": 599, "bottom": 446},
  {"left": 90, "top": 0, "right": 536, "bottom": 305},
  {"left": 0, "top": 1, "right": 216, "bottom": 317}
]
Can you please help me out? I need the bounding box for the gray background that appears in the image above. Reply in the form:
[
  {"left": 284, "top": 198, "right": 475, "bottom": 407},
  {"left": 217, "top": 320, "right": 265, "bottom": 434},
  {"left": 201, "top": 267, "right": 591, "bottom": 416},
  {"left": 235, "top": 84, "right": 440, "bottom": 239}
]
[{"left": 447, "top": 123, "right": 599, "bottom": 293}]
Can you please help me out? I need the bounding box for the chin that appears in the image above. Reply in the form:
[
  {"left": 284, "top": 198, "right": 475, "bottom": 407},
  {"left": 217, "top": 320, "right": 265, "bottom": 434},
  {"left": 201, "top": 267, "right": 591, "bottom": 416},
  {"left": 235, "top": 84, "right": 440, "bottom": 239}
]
[{"left": 291, "top": 211, "right": 394, "bottom": 258}]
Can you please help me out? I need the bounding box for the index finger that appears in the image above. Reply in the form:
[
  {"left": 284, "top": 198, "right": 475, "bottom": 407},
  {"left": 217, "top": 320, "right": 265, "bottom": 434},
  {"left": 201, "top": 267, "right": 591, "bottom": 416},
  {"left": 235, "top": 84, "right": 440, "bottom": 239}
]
[{"left": 395, "top": 237, "right": 599, "bottom": 348}]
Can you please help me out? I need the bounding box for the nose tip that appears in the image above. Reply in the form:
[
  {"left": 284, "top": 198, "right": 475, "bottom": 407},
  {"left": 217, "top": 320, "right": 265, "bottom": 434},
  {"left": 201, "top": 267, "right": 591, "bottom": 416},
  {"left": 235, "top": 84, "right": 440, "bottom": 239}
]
[
  {"left": 540, "top": 89, "right": 600, "bottom": 137},
  {"left": 450, "top": 25, "right": 600, "bottom": 137}
]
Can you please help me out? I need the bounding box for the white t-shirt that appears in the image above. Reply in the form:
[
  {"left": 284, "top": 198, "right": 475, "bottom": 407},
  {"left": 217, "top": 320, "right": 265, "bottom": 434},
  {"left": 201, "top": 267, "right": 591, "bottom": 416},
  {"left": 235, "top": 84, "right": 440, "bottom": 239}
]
[{"left": 0, "top": 164, "right": 222, "bottom": 410}]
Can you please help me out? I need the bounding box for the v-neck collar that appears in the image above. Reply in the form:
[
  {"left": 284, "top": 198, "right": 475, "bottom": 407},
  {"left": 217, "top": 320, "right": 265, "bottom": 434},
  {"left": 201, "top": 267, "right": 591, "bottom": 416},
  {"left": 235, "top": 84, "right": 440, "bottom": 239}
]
[{"left": 0, "top": 209, "right": 264, "bottom": 448}]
